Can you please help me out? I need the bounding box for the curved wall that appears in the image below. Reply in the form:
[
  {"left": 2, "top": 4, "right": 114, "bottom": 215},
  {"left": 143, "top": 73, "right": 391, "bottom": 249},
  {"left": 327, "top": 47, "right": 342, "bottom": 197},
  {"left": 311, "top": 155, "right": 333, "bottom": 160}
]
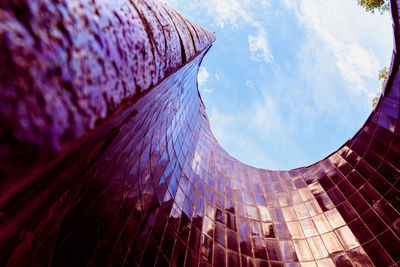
[{"left": 0, "top": 0, "right": 400, "bottom": 266}]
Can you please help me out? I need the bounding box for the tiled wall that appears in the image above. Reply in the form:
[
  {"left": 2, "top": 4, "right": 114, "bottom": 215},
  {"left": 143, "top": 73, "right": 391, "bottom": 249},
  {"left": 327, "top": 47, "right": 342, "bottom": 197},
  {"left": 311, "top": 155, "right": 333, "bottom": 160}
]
[
  {"left": 1, "top": 1, "right": 400, "bottom": 266},
  {"left": 0, "top": 0, "right": 215, "bottom": 181}
]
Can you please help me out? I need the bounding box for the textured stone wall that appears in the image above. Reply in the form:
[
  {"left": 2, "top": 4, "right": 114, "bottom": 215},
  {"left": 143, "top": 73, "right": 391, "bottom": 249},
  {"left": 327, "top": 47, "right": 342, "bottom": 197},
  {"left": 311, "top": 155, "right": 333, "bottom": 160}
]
[{"left": 0, "top": 0, "right": 215, "bottom": 180}]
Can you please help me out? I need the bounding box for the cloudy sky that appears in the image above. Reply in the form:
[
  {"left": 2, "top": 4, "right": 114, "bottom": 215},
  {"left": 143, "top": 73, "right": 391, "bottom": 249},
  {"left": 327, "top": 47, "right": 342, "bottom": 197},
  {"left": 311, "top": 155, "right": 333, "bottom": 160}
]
[{"left": 163, "top": 0, "right": 393, "bottom": 170}]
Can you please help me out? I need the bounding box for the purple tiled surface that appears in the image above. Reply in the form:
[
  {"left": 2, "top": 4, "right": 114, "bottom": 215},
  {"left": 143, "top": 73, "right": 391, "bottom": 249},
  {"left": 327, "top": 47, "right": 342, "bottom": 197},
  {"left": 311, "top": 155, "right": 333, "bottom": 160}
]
[
  {"left": 1, "top": 0, "right": 400, "bottom": 266},
  {"left": 0, "top": 0, "right": 215, "bottom": 183}
]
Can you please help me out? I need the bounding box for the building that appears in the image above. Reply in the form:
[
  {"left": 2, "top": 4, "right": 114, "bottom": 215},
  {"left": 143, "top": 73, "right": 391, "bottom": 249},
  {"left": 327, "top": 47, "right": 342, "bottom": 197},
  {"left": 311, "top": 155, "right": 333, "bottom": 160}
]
[{"left": 0, "top": 0, "right": 399, "bottom": 266}]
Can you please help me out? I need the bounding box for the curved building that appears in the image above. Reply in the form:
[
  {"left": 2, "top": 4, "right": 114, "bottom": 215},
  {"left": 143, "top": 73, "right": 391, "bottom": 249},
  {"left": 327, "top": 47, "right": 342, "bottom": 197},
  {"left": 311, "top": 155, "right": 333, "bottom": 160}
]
[{"left": 0, "top": 0, "right": 399, "bottom": 266}]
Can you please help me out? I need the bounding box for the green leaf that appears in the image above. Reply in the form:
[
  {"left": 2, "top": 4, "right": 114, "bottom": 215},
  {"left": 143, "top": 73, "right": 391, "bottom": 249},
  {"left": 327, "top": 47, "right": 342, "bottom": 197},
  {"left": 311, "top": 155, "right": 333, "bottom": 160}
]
[{"left": 357, "top": 0, "right": 389, "bottom": 14}]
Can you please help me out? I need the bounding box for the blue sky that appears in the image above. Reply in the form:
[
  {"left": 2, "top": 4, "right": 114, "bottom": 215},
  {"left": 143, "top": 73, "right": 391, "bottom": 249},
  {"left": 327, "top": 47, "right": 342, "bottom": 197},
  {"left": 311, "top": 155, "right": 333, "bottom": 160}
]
[{"left": 163, "top": 0, "right": 393, "bottom": 170}]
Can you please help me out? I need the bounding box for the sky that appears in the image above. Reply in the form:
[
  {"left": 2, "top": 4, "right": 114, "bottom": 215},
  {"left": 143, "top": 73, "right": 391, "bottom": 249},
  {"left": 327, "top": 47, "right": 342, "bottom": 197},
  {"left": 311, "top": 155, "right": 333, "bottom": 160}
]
[{"left": 162, "top": 0, "right": 393, "bottom": 170}]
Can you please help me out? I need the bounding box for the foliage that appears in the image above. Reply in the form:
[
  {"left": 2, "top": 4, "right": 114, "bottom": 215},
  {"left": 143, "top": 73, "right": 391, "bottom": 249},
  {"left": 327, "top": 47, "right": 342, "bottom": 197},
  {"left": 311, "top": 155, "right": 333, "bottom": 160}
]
[
  {"left": 358, "top": 1, "right": 389, "bottom": 108},
  {"left": 378, "top": 67, "right": 389, "bottom": 83},
  {"left": 372, "top": 94, "right": 379, "bottom": 108},
  {"left": 372, "top": 67, "right": 389, "bottom": 108},
  {"left": 358, "top": 0, "right": 390, "bottom": 14}
]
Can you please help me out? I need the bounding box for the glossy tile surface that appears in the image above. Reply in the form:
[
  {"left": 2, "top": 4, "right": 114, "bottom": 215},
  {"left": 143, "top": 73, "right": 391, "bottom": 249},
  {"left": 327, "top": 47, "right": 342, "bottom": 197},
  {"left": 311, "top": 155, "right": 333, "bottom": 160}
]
[{"left": 1, "top": 0, "right": 400, "bottom": 266}]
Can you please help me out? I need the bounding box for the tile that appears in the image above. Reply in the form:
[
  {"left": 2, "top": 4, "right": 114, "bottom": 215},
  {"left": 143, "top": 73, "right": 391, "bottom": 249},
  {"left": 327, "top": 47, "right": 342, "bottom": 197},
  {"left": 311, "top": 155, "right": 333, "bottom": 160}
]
[
  {"left": 324, "top": 209, "right": 345, "bottom": 229},
  {"left": 362, "top": 239, "right": 394, "bottom": 266},
  {"left": 321, "top": 232, "right": 343, "bottom": 254},
  {"left": 287, "top": 221, "right": 305, "bottom": 239},
  {"left": 335, "top": 226, "right": 359, "bottom": 250},
  {"left": 312, "top": 214, "right": 332, "bottom": 235},
  {"left": 306, "top": 236, "right": 328, "bottom": 259},
  {"left": 279, "top": 241, "right": 298, "bottom": 262},
  {"left": 299, "top": 218, "right": 319, "bottom": 238},
  {"left": 293, "top": 239, "right": 313, "bottom": 261}
]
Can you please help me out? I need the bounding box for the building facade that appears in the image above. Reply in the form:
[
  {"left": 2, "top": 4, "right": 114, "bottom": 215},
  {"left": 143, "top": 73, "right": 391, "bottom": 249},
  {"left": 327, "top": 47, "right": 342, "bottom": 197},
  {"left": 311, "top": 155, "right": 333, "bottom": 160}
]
[{"left": 0, "top": 0, "right": 399, "bottom": 266}]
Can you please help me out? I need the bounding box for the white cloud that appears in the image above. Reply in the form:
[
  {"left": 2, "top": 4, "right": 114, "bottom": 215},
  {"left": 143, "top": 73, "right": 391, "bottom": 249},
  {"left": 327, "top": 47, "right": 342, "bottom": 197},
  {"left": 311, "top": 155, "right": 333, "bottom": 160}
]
[
  {"left": 261, "top": 0, "right": 271, "bottom": 8},
  {"left": 198, "top": 67, "right": 213, "bottom": 94},
  {"left": 202, "top": 88, "right": 214, "bottom": 94},
  {"left": 215, "top": 74, "right": 220, "bottom": 81},
  {"left": 252, "top": 90, "right": 285, "bottom": 134},
  {"left": 208, "top": 106, "right": 278, "bottom": 168},
  {"left": 248, "top": 28, "right": 274, "bottom": 63},
  {"left": 284, "top": 0, "right": 391, "bottom": 96},
  {"left": 196, "top": 0, "right": 274, "bottom": 63},
  {"left": 201, "top": 0, "right": 259, "bottom": 29},
  {"left": 208, "top": 107, "right": 236, "bottom": 145},
  {"left": 209, "top": 0, "right": 249, "bottom": 29},
  {"left": 163, "top": 0, "right": 255, "bottom": 29},
  {"left": 282, "top": 0, "right": 296, "bottom": 9},
  {"left": 197, "top": 66, "right": 209, "bottom": 86},
  {"left": 335, "top": 44, "right": 379, "bottom": 93},
  {"left": 245, "top": 80, "right": 254, "bottom": 88},
  {"left": 164, "top": 0, "right": 274, "bottom": 64}
]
